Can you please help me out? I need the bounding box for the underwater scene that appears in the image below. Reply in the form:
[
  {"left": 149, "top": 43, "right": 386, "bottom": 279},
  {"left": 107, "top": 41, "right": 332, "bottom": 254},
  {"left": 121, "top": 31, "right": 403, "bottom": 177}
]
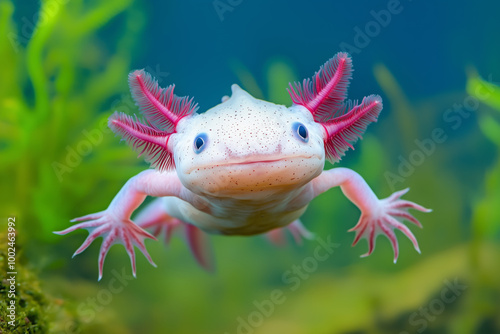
[{"left": 1, "top": 0, "right": 500, "bottom": 333}]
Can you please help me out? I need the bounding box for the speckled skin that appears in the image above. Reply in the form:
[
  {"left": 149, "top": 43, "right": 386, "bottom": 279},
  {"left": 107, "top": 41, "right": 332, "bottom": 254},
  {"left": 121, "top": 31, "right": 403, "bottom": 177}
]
[{"left": 168, "top": 84, "right": 324, "bottom": 235}]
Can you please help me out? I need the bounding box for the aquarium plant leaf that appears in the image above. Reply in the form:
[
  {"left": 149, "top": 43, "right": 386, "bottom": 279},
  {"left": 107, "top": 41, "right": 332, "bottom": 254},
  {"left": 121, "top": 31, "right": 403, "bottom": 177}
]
[
  {"left": 479, "top": 115, "right": 500, "bottom": 146},
  {"left": 466, "top": 72, "right": 500, "bottom": 111}
]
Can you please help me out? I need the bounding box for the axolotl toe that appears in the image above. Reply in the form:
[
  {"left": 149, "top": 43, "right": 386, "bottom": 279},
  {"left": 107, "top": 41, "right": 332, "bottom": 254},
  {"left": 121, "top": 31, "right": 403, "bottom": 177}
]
[{"left": 55, "top": 53, "right": 431, "bottom": 280}]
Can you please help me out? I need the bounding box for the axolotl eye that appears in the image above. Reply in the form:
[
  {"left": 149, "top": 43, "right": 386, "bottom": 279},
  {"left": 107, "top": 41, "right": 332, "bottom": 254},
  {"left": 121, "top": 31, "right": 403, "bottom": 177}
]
[
  {"left": 193, "top": 133, "right": 208, "bottom": 154},
  {"left": 292, "top": 122, "right": 309, "bottom": 143}
]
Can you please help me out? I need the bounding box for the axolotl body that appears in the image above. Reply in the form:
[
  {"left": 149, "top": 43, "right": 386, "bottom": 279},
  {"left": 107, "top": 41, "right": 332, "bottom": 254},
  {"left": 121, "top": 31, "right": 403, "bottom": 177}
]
[{"left": 57, "top": 53, "right": 430, "bottom": 279}]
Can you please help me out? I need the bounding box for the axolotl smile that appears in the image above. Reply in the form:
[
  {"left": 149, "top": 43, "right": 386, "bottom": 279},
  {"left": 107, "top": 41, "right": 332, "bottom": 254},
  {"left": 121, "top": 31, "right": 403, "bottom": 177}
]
[{"left": 172, "top": 84, "right": 325, "bottom": 197}]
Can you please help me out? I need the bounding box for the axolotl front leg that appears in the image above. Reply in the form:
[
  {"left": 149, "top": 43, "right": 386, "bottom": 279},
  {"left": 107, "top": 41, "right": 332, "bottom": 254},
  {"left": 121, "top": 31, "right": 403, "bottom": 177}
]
[
  {"left": 56, "top": 70, "right": 218, "bottom": 280},
  {"left": 312, "top": 167, "right": 430, "bottom": 261},
  {"left": 55, "top": 170, "right": 199, "bottom": 280}
]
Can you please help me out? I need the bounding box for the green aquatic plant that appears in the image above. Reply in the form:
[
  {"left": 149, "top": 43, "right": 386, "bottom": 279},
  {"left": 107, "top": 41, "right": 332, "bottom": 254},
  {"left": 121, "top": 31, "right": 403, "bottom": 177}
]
[
  {"left": 467, "top": 73, "right": 500, "bottom": 250},
  {"left": 0, "top": 1, "right": 151, "bottom": 332},
  {"left": 0, "top": 0, "right": 146, "bottom": 247},
  {"left": 366, "top": 64, "right": 500, "bottom": 333}
]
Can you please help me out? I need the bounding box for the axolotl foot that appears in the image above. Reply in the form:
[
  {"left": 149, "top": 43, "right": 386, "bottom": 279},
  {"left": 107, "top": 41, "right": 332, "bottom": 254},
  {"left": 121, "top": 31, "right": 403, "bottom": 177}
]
[
  {"left": 348, "top": 188, "right": 431, "bottom": 263},
  {"left": 54, "top": 211, "right": 157, "bottom": 280},
  {"left": 267, "top": 220, "right": 315, "bottom": 246}
]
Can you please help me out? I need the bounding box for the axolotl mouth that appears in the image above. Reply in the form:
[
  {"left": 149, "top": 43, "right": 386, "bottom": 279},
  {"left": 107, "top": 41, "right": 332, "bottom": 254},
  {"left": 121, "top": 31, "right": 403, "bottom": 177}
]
[
  {"left": 181, "top": 155, "right": 324, "bottom": 197},
  {"left": 222, "top": 158, "right": 283, "bottom": 166},
  {"left": 185, "top": 154, "right": 321, "bottom": 172}
]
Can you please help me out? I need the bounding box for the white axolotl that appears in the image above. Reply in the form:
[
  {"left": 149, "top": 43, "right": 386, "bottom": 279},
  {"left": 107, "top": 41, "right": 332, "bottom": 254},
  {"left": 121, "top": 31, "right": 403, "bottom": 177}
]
[{"left": 56, "top": 53, "right": 430, "bottom": 280}]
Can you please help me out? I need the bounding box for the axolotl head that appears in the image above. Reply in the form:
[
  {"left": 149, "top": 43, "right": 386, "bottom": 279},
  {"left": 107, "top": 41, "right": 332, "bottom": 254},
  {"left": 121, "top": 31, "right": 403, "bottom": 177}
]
[
  {"left": 109, "top": 53, "right": 383, "bottom": 199},
  {"left": 173, "top": 84, "right": 325, "bottom": 197}
]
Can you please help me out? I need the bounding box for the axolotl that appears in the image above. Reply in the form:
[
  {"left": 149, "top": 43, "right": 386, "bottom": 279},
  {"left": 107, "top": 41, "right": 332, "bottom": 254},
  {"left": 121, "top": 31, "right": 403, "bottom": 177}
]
[{"left": 56, "top": 53, "right": 430, "bottom": 280}]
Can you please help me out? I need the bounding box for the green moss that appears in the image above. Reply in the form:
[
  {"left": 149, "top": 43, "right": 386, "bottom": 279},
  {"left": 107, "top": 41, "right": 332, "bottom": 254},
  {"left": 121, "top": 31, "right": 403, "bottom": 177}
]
[{"left": 0, "top": 231, "right": 81, "bottom": 333}]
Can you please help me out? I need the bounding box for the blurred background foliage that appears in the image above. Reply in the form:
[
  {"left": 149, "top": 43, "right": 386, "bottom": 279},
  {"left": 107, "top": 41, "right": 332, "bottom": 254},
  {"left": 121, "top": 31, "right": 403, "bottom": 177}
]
[{"left": 0, "top": 0, "right": 499, "bottom": 333}]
